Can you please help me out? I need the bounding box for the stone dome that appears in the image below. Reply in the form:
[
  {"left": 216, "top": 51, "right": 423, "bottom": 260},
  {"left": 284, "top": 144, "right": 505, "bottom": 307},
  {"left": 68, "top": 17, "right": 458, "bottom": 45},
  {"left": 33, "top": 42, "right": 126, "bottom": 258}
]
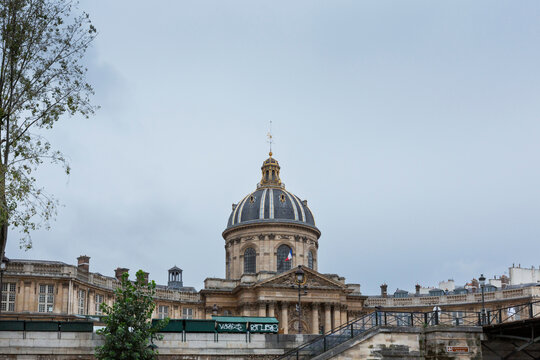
[{"left": 225, "top": 153, "right": 318, "bottom": 231}]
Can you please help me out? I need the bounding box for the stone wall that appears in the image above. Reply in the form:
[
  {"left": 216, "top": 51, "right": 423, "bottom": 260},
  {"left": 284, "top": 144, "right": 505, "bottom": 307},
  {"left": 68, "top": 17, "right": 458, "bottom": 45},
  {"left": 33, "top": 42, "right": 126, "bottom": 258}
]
[
  {"left": 0, "top": 326, "right": 484, "bottom": 359},
  {"left": 0, "top": 331, "right": 316, "bottom": 359},
  {"left": 313, "top": 326, "right": 483, "bottom": 360}
]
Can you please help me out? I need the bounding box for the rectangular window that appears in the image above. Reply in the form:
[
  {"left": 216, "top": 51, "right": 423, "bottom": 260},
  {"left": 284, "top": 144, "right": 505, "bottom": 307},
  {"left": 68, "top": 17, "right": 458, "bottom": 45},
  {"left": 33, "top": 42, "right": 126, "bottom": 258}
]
[
  {"left": 78, "top": 290, "right": 86, "bottom": 315},
  {"left": 95, "top": 294, "right": 104, "bottom": 315},
  {"left": 158, "top": 305, "right": 169, "bottom": 319},
  {"left": 1, "top": 282, "right": 16, "bottom": 312},
  {"left": 182, "top": 307, "right": 193, "bottom": 319},
  {"left": 38, "top": 284, "right": 54, "bottom": 313}
]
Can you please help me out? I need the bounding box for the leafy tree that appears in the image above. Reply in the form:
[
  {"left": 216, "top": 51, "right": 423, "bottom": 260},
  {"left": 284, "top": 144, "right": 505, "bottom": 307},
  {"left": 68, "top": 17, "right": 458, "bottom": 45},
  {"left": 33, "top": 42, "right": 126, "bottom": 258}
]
[
  {"left": 95, "top": 270, "right": 168, "bottom": 360},
  {"left": 0, "top": 0, "right": 97, "bottom": 257}
]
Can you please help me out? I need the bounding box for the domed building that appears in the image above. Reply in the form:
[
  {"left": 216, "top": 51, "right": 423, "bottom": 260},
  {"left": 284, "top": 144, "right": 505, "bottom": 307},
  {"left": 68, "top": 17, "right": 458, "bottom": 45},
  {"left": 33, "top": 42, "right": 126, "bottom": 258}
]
[
  {"left": 223, "top": 152, "right": 321, "bottom": 279},
  {"left": 201, "top": 152, "right": 367, "bottom": 334}
]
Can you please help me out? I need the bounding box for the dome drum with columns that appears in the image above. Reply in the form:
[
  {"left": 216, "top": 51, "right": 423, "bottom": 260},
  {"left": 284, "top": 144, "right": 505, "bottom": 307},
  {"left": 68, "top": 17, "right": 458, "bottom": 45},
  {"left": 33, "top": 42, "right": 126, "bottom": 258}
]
[{"left": 223, "top": 153, "right": 321, "bottom": 280}]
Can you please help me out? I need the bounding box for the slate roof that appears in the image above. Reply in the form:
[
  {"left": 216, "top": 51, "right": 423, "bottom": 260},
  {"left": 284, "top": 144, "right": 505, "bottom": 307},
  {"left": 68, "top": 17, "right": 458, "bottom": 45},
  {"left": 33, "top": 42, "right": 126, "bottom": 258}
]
[{"left": 226, "top": 187, "right": 317, "bottom": 230}]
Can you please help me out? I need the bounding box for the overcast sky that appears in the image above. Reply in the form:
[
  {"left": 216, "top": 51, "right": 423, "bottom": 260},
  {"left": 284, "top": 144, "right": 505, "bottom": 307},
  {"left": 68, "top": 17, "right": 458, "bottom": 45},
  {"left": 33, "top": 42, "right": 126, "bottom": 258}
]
[{"left": 6, "top": 1, "right": 540, "bottom": 295}]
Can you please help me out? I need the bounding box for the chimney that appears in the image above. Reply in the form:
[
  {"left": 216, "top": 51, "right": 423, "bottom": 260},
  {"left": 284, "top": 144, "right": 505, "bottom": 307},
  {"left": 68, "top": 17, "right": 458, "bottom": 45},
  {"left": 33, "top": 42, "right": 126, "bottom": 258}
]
[
  {"left": 415, "top": 284, "right": 421, "bottom": 296},
  {"left": 115, "top": 267, "right": 129, "bottom": 281},
  {"left": 142, "top": 271, "right": 149, "bottom": 284},
  {"left": 380, "top": 283, "right": 388, "bottom": 298},
  {"left": 77, "top": 255, "right": 90, "bottom": 272},
  {"left": 501, "top": 275, "right": 509, "bottom": 289}
]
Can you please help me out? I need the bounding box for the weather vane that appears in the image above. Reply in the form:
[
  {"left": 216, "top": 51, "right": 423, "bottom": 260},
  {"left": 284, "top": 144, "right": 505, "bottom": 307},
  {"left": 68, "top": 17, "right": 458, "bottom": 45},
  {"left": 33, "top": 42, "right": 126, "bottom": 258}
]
[{"left": 267, "top": 121, "right": 273, "bottom": 156}]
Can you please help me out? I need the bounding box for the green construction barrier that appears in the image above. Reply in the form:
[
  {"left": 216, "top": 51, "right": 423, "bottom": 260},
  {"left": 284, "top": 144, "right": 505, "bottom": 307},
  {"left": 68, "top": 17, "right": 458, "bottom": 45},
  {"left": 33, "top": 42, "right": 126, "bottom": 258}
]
[
  {"left": 25, "top": 321, "right": 59, "bottom": 332},
  {"left": 59, "top": 321, "right": 94, "bottom": 332},
  {"left": 184, "top": 319, "right": 215, "bottom": 333},
  {"left": 152, "top": 319, "right": 184, "bottom": 332},
  {"left": 216, "top": 321, "right": 247, "bottom": 333},
  {"left": 0, "top": 320, "right": 24, "bottom": 331}
]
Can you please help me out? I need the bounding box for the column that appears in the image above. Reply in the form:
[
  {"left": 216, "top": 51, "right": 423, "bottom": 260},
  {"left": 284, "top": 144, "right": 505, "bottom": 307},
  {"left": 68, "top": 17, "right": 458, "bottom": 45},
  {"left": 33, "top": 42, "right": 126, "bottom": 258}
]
[
  {"left": 268, "top": 302, "right": 275, "bottom": 318},
  {"left": 23, "top": 281, "right": 31, "bottom": 312},
  {"left": 341, "top": 308, "right": 348, "bottom": 326},
  {"left": 89, "top": 291, "right": 95, "bottom": 315},
  {"left": 281, "top": 303, "right": 288, "bottom": 334},
  {"left": 53, "top": 282, "right": 63, "bottom": 313},
  {"left": 324, "top": 304, "right": 331, "bottom": 333},
  {"left": 242, "top": 305, "right": 249, "bottom": 316},
  {"left": 333, "top": 305, "right": 341, "bottom": 330},
  {"left": 62, "top": 284, "right": 69, "bottom": 313},
  {"left": 312, "top": 303, "right": 319, "bottom": 335},
  {"left": 259, "top": 303, "right": 266, "bottom": 317}
]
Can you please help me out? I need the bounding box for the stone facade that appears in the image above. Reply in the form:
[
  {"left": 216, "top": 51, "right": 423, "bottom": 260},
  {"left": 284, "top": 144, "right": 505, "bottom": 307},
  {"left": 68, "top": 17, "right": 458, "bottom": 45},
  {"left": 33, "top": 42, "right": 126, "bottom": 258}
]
[
  {"left": 223, "top": 224, "right": 320, "bottom": 279},
  {"left": 365, "top": 285, "right": 540, "bottom": 315},
  {"left": 0, "top": 331, "right": 316, "bottom": 359},
  {"left": 0, "top": 258, "right": 202, "bottom": 321},
  {"left": 201, "top": 266, "right": 365, "bottom": 334},
  {"left": 313, "top": 327, "right": 483, "bottom": 360}
]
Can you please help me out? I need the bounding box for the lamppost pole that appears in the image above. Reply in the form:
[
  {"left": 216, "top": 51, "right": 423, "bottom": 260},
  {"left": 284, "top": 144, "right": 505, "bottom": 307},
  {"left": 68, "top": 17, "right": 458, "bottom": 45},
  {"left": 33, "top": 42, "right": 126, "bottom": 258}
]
[
  {"left": 0, "top": 260, "right": 7, "bottom": 316},
  {"left": 479, "top": 274, "right": 486, "bottom": 325},
  {"left": 295, "top": 266, "right": 306, "bottom": 334},
  {"left": 297, "top": 281, "right": 302, "bottom": 334}
]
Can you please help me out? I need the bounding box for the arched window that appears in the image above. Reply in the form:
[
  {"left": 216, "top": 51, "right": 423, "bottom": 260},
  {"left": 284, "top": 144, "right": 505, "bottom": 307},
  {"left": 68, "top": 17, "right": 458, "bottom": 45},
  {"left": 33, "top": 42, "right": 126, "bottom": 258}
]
[
  {"left": 308, "top": 251, "right": 314, "bottom": 269},
  {"left": 244, "top": 248, "right": 256, "bottom": 274},
  {"left": 277, "top": 245, "right": 292, "bottom": 273}
]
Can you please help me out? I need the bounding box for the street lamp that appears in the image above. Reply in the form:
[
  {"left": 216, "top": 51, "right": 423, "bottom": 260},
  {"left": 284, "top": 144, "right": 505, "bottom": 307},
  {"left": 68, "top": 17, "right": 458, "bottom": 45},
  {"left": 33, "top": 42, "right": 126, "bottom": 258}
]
[
  {"left": 0, "top": 260, "right": 7, "bottom": 316},
  {"left": 294, "top": 266, "right": 307, "bottom": 334},
  {"left": 479, "top": 274, "right": 486, "bottom": 325}
]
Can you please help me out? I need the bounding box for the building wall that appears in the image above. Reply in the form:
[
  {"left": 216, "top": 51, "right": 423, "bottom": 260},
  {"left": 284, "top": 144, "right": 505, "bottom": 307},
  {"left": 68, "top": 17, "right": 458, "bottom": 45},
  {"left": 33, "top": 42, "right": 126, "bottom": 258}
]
[
  {"left": 0, "top": 260, "right": 202, "bottom": 322},
  {"left": 223, "top": 223, "right": 319, "bottom": 279},
  {"left": 365, "top": 285, "right": 540, "bottom": 312},
  {"left": 509, "top": 266, "right": 540, "bottom": 285},
  {"left": 0, "top": 331, "right": 315, "bottom": 359}
]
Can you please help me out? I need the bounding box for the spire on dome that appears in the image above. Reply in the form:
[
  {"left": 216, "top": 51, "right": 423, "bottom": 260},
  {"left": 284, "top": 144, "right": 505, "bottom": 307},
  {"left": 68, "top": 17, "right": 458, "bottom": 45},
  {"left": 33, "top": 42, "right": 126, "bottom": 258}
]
[{"left": 259, "top": 153, "right": 282, "bottom": 187}]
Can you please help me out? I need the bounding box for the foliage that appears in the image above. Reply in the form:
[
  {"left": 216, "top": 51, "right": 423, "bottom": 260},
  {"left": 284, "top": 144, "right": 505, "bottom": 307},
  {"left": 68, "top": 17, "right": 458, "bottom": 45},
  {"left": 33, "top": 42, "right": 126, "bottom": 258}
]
[
  {"left": 0, "top": 0, "right": 97, "bottom": 254},
  {"left": 95, "top": 270, "right": 168, "bottom": 360}
]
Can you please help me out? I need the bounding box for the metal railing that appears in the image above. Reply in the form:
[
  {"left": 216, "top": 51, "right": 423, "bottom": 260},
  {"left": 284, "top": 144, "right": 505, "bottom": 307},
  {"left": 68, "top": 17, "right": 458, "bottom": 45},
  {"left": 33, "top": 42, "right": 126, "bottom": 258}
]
[
  {"left": 275, "top": 300, "right": 540, "bottom": 360},
  {"left": 483, "top": 300, "right": 540, "bottom": 326}
]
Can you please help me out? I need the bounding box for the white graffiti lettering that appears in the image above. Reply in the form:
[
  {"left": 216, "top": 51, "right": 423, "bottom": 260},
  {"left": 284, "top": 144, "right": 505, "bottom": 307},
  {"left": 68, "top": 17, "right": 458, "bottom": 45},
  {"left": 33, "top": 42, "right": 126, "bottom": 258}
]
[
  {"left": 249, "top": 323, "right": 278, "bottom": 333},
  {"left": 218, "top": 323, "right": 244, "bottom": 331}
]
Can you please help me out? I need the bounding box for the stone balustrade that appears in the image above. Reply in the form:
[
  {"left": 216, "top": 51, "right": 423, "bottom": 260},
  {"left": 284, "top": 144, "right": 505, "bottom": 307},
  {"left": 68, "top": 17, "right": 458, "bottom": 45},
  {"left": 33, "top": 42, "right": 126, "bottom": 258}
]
[{"left": 365, "top": 285, "right": 539, "bottom": 308}]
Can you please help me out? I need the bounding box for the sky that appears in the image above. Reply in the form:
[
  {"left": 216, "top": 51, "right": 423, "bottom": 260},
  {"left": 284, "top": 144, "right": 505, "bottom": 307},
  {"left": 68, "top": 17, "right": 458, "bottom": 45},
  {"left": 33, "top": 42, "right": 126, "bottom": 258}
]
[{"left": 6, "top": 1, "right": 540, "bottom": 295}]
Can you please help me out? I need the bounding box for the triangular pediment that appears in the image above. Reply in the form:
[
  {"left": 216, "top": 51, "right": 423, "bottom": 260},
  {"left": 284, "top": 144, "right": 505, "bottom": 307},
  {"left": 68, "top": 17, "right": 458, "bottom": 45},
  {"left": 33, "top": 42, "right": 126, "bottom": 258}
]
[{"left": 255, "top": 267, "right": 347, "bottom": 290}]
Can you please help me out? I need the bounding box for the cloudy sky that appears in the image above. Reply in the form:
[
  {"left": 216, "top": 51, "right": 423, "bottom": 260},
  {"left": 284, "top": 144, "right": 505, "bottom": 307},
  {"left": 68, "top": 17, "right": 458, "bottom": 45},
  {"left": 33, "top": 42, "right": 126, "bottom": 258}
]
[{"left": 6, "top": 1, "right": 540, "bottom": 294}]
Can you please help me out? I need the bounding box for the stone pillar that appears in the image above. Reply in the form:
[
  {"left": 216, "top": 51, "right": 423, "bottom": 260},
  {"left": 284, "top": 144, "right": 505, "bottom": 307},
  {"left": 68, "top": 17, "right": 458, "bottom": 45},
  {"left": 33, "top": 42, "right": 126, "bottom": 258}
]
[
  {"left": 324, "top": 303, "right": 331, "bottom": 333},
  {"left": 312, "top": 303, "right": 319, "bottom": 335},
  {"left": 268, "top": 302, "right": 275, "bottom": 317},
  {"left": 259, "top": 303, "right": 266, "bottom": 317},
  {"left": 89, "top": 291, "right": 95, "bottom": 315},
  {"left": 333, "top": 305, "right": 341, "bottom": 329},
  {"left": 54, "top": 284, "right": 63, "bottom": 313},
  {"left": 68, "top": 281, "right": 73, "bottom": 315},
  {"left": 23, "top": 281, "right": 31, "bottom": 312},
  {"left": 341, "top": 308, "right": 348, "bottom": 326},
  {"left": 281, "top": 303, "right": 288, "bottom": 334},
  {"left": 242, "top": 305, "right": 249, "bottom": 316}
]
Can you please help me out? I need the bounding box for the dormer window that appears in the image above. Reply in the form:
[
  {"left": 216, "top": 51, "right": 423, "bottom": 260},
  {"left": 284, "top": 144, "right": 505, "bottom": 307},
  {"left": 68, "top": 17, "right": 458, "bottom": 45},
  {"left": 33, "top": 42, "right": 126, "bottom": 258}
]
[
  {"left": 249, "top": 195, "right": 255, "bottom": 203},
  {"left": 280, "top": 194, "right": 286, "bottom": 203}
]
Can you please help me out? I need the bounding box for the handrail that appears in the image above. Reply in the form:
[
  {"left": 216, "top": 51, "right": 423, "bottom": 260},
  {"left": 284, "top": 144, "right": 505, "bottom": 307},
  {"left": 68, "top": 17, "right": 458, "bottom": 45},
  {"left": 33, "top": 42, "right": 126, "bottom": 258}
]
[{"left": 275, "top": 299, "right": 540, "bottom": 360}]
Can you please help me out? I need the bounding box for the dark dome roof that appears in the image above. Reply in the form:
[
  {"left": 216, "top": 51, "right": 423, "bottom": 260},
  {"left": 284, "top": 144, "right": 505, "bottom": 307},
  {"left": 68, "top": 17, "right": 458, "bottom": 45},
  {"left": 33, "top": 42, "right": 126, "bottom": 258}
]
[{"left": 226, "top": 187, "right": 317, "bottom": 230}]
